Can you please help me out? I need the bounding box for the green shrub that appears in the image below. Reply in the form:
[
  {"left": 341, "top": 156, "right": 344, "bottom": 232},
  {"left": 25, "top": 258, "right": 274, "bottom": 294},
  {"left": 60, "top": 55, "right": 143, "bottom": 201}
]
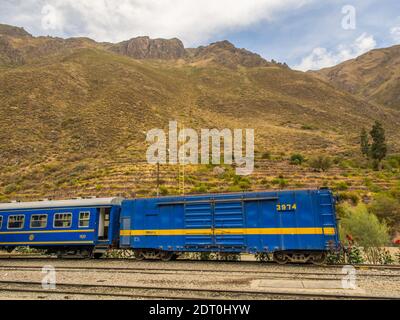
[
  {"left": 261, "top": 151, "right": 272, "bottom": 160},
  {"left": 385, "top": 154, "right": 400, "bottom": 169},
  {"left": 227, "top": 185, "right": 242, "bottom": 192},
  {"left": 364, "top": 179, "right": 382, "bottom": 193},
  {"left": 369, "top": 193, "right": 400, "bottom": 229},
  {"left": 381, "top": 249, "right": 395, "bottom": 265},
  {"left": 339, "top": 203, "right": 390, "bottom": 248},
  {"left": 159, "top": 186, "right": 169, "bottom": 196},
  {"left": 334, "top": 181, "right": 349, "bottom": 191},
  {"left": 232, "top": 175, "right": 251, "bottom": 190},
  {"left": 290, "top": 154, "right": 305, "bottom": 165},
  {"left": 191, "top": 183, "right": 208, "bottom": 194},
  {"left": 327, "top": 245, "right": 364, "bottom": 264},
  {"left": 309, "top": 156, "right": 332, "bottom": 172},
  {"left": 260, "top": 179, "right": 271, "bottom": 189},
  {"left": 347, "top": 246, "right": 365, "bottom": 264},
  {"left": 4, "top": 183, "right": 18, "bottom": 194},
  {"left": 364, "top": 247, "right": 394, "bottom": 265},
  {"left": 271, "top": 178, "right": 288, "bottom": 188},
  {"left": 338, "top": 191, "right": 360, "bottom": 205}
]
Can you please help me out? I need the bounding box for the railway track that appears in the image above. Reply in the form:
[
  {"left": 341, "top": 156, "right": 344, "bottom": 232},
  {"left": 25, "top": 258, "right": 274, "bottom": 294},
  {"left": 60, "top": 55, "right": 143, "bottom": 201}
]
[
  {"left": 0, "top": 264, "right": 399, "bottom": 280},
  {"left": 0, "top": 280, "right": 397, "bottom": 300},
  {"left": 1, "top": 254, "right": 400, "bottom": 271}
]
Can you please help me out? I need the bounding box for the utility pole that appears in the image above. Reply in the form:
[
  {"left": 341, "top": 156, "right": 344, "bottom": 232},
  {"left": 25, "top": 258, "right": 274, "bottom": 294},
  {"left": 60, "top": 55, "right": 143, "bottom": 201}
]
[
  {"left": 179, "top": 124, "right": 185, "bottom": 195},
  {"left": 156, "top": 162, "right": 160, "bottom": 197}
]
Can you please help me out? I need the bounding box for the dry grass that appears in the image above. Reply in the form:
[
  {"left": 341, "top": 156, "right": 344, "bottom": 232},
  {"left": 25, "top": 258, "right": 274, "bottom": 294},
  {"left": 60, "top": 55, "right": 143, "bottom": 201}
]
[{"left": 0, "top": 30, "right": 399, "bottom": 202}]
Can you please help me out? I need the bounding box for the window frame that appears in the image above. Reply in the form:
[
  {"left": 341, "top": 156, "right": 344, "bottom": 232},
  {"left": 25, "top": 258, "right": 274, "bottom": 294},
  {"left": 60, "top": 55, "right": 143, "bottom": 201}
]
[
  {"left": 78, "top": 211, "right": 91, "bottom": 228},
  {"left": 30, "top": 214, "right": 48, "bottom": 229},
  {"left": 53, "top": 212, "right": 73, "bottom": 229},
  {"left": 7, "top": 215, "right": 25, "bottom": 230}
]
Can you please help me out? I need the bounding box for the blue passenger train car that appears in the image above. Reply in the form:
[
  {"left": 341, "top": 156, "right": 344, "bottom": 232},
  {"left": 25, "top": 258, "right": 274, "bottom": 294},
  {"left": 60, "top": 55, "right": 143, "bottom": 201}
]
[
  {"left": 0, "top": 198, "right": 122, "bottom": 258},
  {"left": 120, "top": 189, "right": 339, "bottom": 264}
]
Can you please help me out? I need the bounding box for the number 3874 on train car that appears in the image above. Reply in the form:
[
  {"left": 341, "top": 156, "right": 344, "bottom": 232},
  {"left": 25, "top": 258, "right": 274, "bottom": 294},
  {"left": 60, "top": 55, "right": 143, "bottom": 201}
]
[{"left": 276, "top": 204, "right": 297, "bottom": 212}]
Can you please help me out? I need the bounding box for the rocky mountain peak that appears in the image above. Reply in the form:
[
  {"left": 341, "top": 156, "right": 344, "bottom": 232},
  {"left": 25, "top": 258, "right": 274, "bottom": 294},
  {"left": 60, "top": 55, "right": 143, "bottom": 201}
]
[
  {"left": 189, "top": 40, "right": 270, "bottom": 68},
  {"left": 110, "top": 36, "right": 186, "bottom": 60}
]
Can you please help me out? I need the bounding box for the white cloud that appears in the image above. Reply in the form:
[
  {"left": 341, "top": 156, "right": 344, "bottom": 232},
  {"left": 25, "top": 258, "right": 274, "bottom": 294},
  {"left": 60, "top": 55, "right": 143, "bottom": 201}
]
[
  {"left": 41, "top": 4, "right": 64, "bottom": 30},
  {"left": 1, "top": 0, "right": 314, "bottom": 46},
  {"left": 294, "top": 33, "right": 377, "bottom": 71},
  {"left": 391, "top": 26, "right": 400, "bottom": 43}
]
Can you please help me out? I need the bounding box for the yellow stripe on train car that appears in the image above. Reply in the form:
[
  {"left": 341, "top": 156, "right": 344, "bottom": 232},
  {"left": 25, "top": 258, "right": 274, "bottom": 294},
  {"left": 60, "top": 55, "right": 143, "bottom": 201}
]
[{"left": 120, "top": 227, "right": 336, "bottom": 236}]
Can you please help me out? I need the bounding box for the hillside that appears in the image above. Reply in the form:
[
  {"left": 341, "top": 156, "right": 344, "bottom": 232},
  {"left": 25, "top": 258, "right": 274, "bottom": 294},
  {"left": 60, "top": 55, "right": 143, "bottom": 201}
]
[
  {"left": 0, "top": 23, "right": 399, "bottom": 201},
  {"left": 313, "top": 45, "right": 400, "bottom": 109}
]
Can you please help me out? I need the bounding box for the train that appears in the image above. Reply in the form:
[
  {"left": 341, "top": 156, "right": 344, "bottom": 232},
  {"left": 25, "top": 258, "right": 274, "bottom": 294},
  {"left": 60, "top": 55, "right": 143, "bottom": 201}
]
[{"left": 0, "top": 188, "right": 339, "bottom": 264}]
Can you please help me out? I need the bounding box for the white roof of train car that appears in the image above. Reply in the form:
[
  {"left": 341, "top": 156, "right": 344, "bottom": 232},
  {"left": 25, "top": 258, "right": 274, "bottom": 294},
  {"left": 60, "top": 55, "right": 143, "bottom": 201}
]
[{"left": 0, "top": 197, "right": 123, "bottom": 211}]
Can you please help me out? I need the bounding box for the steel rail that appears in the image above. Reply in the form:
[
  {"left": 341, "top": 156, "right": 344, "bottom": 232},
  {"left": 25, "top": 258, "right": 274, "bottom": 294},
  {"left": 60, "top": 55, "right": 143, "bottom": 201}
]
[{"left": 0, "top": 280, "right": 397, "bottom": 300}]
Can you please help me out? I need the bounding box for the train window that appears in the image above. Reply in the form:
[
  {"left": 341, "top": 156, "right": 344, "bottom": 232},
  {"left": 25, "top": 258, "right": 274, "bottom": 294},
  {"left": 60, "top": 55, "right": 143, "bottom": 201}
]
[
  {"left": 53, "top": 213, "right": 72, "bottom": 228},
  {"left": 79, "top": 211, "right": 90, "bottom": 228},
  {"left": 30, "top": 214, "right": 48, "bottom": 229},
  {"left": 0, "top": 216, "right": 2, "bottom": 229},
  {"left": 7, "top": 215, "right": 25, "bottom": 229}
]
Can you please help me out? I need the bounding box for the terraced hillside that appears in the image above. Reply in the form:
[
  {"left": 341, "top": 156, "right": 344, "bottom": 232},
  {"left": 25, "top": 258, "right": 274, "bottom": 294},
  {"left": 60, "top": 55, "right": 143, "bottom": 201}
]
[
  {"left": 2, "top": 151, "right": 399, "bottom": 202},
  {"left": 0, "top": 24, "right": 399, "bottom": 202}
]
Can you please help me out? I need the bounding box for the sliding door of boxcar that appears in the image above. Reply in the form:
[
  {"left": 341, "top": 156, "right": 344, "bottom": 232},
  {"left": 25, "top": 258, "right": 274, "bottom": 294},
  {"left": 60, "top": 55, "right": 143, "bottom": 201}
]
[
  {"left": 184, "top": 202, "right": 213, "bottom": 249},
  {"left": 214, "top": 200, "right": 245, "bottom": 250}
]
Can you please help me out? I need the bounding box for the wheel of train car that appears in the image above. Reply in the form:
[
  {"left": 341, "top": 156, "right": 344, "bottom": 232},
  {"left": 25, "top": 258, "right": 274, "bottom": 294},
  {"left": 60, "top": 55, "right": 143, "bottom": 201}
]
[
  {"left": 171, "top": 253, "right": 179, "bottom": 261},
  {"left": 93, "top": 252, "right": 103, "bottom": 259},
  {"left": 81, "top": 249, "right": 93, "bottom": 259},
  {"left": 134, "top": 250, "right": 145, "bottom": 261},
  {"left": 160, "top": 251, "right": 174, "bottom": 262},
  {"left": 273, "top": 252, "right": 288, "bottom": 264},
  {"left": 311, "top": 252, "right": 327, "bottom": 265}
]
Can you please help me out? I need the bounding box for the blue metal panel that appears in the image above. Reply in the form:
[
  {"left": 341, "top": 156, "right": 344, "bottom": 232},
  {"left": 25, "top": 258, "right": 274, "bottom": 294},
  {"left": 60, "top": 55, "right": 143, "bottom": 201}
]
[
  {"left": 214, "top": 200, "right": 245, "bottom": 249},
  {"left": 317, "top": 189, "right": 339, "bottom": 248},
  {"left": 184, "top": 202, "right": 212, "bottom": 248}
]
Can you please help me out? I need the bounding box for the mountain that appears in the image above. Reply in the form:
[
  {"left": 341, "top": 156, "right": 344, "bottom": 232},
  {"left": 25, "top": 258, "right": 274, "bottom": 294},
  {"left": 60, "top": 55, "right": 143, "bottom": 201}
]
[
  {"left": 186, "top": 40, "right": 272, "bottom": 68},
  {"left": 313, "top": 45, "right": 400, "bottom": 109},
  {"left": 0, "top": 23, "right": 399, "bottom": 201},
  {"left": 109, "top": 36, "right": 186, "bottom": 60},
  {"left": 0, "top": 24, "right": 31, "bottom": 38}
]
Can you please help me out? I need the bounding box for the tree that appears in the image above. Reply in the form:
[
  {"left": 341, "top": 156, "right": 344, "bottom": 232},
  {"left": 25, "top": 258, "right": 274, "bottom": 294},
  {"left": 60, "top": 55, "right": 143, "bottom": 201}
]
[
  {"left": 360, "top": 128, "right": 370, "bottom": 158},
  {"left": 370, "top": 121, "right": 387, "bottom": 168},
  {"left": 339, "top": 203, "right": 390, "bottom": 248}
]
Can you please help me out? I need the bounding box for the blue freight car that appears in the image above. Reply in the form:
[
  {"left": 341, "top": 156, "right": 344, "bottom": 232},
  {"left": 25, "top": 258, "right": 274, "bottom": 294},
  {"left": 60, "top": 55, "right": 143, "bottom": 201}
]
[
  {"left": 0, "top": 198, "right": 122, "bottom": 258},
  {"left": 120, "top": 189, "right": 339, "bottom": 264}
]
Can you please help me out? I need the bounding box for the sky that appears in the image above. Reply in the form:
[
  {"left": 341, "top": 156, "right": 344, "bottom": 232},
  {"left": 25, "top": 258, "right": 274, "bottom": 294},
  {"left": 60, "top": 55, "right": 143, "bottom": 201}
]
[{"left": 1, "top": 0, "right": 400, "bottom": 71}]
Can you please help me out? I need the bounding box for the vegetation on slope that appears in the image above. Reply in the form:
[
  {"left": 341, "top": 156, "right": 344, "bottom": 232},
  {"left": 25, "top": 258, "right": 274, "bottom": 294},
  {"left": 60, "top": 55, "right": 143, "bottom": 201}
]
[{"left": 0, "top": 24, "right": 399, "bottom": 241}]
